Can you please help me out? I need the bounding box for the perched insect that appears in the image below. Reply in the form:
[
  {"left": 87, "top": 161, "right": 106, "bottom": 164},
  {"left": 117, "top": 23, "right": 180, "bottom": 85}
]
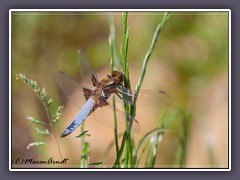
[{"left": 55, "top": 49, "right": 169, "bottom": 138}]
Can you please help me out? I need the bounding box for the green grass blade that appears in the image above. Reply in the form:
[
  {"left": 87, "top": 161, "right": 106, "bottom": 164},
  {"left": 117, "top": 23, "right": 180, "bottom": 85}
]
[
  {"left": 17, "top": 74, "right": 64, "bottom": 162},
  {"left": 109, "top": 13, "right": 121, "bottom": 166},
  {"left": 26, "top": 116, "right": 50, "bottom": 126},
  {"left": 133, "top": 12, "right": 171, "bottom": 114},
  {"left": 134, "top": 128, "right": 168, "bottom": 165},
  {"left": 27, "top": 142, "right": 46, "bottom": 149},
  {"left": 75, "top": 130, "right": 90, "bottom": 138},
  {"left": 35, "top": 128, "right": 49, "bottom": 135}
]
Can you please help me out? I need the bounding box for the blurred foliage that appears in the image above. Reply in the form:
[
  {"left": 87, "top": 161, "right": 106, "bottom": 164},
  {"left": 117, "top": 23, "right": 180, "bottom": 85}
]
[{"left": 12, "top": 11, "right": 229, "bottom": 168}]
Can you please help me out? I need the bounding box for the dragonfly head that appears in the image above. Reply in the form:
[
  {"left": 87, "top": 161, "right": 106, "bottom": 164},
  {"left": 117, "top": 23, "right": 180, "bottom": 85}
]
[{"left": 111, "top": 71, "right": 124, "bottom": 85}]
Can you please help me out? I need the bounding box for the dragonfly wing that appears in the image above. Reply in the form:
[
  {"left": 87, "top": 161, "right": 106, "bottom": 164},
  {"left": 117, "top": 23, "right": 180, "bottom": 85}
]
[
  {"left": 136, "top": 90, "right": 171, "bottom": 106},
  {"left": 115, "top": 89, "right": 171, "bottom": 106},
  {"left": 78, "top": 48, "right": 98, "bottom": 86},
  {"left": 54, "top": 71, "right": 91, "bottom": 108},
  {"left": 92, "top": 99, "right": 140, "bottom": 133},
  {"left": 61, "top": 98, "right": 96, "bottom": 137}
]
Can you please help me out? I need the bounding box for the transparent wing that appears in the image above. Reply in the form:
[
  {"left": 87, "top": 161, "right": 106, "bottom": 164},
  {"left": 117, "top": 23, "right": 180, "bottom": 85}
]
[
  {"left": 54, "top": 71, "right": 91, "bottom": 108},
  {"left": 78, "top": 48, "right": 98, "bottom": 85},
  {"left": 135, "top": 90, "right": 171, "bottom": 106},
  {"left": 92, "top": 100, "right": 140, "bottom": 133},
  {"left": 115, "top": 89, "right": 171, "bottom": 106}
]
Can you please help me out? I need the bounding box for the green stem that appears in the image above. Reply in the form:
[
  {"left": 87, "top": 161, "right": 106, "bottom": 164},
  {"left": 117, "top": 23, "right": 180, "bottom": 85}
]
[
  {"left": 120, "top": 12, "right": 134, "bottom": 167},
  {"left": 109, "top": 13, "right": 120, "bottom": 70},
  {"left": 132, "top": 12, "right": 171, "bottom": 116},
  {"left": 109, "top": 13, "right": 120, "bottom": 167},
  {"left": 113, "top": 132, "right": 127, "bottom": 167},
  {"left": 121, "top": 12, "right": 131, "bottom": 90},
  {"left": 80, "top": 123, "right": 89, "bottom": 168},
  {"left": 126, "top": 132, "right": 133, "bottom": 167},
  {"left": 114, "top": 12, "right": 171, "bottom": 168},
  {"left": 17, "top": 74, "right": 64, "bottom": 162},
  {"left": 43, "top": 103, "right": 63, "bottom": 163}
]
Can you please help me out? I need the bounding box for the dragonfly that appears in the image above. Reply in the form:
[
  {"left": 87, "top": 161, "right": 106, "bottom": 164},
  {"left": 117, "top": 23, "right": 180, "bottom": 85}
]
[{"left": 55, "top": 49, "right": 170, "bottom": 138}]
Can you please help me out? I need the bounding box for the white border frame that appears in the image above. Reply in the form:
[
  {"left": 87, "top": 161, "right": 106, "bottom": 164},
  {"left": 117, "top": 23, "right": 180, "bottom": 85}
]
[{"left": 9, "top": 9, "right": 231, "bottom": 171}]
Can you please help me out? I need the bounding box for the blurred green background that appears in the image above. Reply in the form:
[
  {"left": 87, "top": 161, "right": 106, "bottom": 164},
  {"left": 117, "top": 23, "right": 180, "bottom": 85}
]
[{"left": 12, "top": 11, "right": 229, "bottom": 168}]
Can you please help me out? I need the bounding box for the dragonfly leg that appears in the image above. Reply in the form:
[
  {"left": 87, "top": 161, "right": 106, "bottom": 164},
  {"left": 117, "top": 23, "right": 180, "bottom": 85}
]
[{"left": 115, "top": 92, "right": 123, "bottom": 100}]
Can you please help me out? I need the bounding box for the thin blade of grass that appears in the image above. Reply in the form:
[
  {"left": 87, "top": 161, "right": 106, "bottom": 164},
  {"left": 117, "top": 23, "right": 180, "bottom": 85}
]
[
  {"left": 17, "top": 74, "right": 64, "bottom": 161},
  {"left": 27, "top": 116, "right": 50, "bottom": 126},
  {"left": 144, "top": 109, "right": 179, "bottom": 167},
  {"left": 113, "top": 131, "right": 127, "bottom": 167},
  {"left": 173, "top": 112, "right": 190, "bottom": 167},
  {"left": 35, "top": 128, "right": 49, "bottom": 135},
  {"left": 133, "top": 12, "right": 171, "bottom": 115},
  {"left": 134, "top": 128, "right": 169, "bottom": 165},
  {"left": 109, "top": 12, "right": 121, "bottom": 166},
  {"left": 89, "top": 161, "right": 104, "bottom": 166},
  {"left": 146, "top": 133, "right": 164, "bottom": 167},
  {"left": 80, "top": 123, "right": 90, "bottom": 168},
  {"left": 27, "top": 142, "right": 46, "bottom": 149},
  {"left": 75, "top": 130, "right": 90, "bottom": 138},
  {"left": 135, "top": 140, "right": 151, "bottom": 168}
]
